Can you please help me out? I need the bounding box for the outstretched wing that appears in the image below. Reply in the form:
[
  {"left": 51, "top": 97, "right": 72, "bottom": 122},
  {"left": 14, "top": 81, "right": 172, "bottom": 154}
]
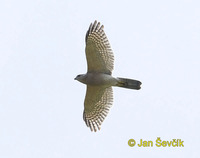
[
  {"left": 83, "top": 86, "right": 113, "bottom": 132},
  {"left": 85, "top": 20, "right": 114, "bottom": 75}
]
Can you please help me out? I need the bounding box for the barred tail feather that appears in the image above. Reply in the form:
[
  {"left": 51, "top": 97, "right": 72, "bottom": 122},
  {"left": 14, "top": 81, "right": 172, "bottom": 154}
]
[{"left": 116, "top": 77, "right": 142, "bottom": 90}]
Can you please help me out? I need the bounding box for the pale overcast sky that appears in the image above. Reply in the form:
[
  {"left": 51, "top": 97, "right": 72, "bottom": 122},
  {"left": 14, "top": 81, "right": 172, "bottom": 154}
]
[{"left": 0, "top": 0, "right": 200, "bottom": 157}]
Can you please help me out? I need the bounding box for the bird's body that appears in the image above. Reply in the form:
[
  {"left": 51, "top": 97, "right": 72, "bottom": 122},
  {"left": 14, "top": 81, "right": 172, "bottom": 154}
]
[
  {"left": 75, "top": 72, "right": 118, "bottom": 87},
  {"left": 75, "top": 21, "right": 142, "bottom": 132}
]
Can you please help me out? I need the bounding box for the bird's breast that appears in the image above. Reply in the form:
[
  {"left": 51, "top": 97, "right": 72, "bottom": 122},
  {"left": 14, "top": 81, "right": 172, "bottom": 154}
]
[{"left": 85, "top": 73, "right": 117, "bottom": 86}]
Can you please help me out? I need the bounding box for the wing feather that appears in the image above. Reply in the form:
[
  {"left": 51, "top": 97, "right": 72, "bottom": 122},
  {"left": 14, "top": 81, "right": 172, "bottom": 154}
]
[
  {"left": 83, "top": 86, "right": 113, "bottom": 132},
  {"left": 85, "top": 21, "right": 114, "bottom": 74}
]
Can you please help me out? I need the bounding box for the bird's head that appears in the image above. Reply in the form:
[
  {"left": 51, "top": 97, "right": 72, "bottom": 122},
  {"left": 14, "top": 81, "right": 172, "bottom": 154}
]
[{"left": 74, "top": 74, "right": 86, "bottom": 83}]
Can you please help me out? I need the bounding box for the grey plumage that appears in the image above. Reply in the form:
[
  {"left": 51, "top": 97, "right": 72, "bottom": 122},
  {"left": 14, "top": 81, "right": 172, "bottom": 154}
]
[{"left": 116, "top": 78, "right": 141, "bottom": 90}]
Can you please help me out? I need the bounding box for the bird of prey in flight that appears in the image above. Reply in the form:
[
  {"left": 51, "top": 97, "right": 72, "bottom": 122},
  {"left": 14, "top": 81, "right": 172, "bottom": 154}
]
[{"left": 75, "top": 20, "right": 141, "bottom": 132}]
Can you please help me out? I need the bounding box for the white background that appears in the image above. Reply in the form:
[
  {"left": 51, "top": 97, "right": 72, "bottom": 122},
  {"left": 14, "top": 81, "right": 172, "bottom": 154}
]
[{"left": 0, "top": 0, "right": 199, "bottom": 157}]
